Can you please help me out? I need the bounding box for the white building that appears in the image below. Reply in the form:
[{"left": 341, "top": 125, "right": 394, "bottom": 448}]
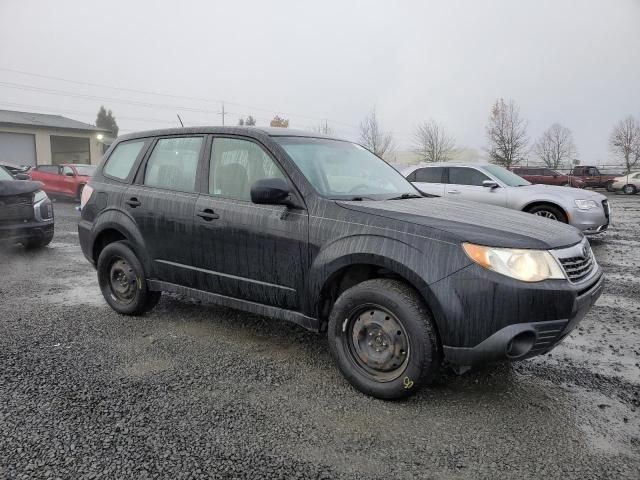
[{"left": 0, "top": 109, "right": 110, "bottom": 168}]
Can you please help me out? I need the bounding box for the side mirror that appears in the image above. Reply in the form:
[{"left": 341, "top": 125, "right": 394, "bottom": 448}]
[
  {"left": 15, "top": 173, "right": 30, "bottom": 180},
  {"left": 482, "top": 180, "right": 499, "bottom": 189},
  {"left": 250, "top": 177, "right": 290, "bottom": 205}
]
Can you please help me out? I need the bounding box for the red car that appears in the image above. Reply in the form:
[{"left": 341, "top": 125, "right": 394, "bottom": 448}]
[
  {"left": 29, "top": 163, "right": 96, "bottom": 200},
  {"left": 512, "top": 167, "right": 585, "bottom": 188}
]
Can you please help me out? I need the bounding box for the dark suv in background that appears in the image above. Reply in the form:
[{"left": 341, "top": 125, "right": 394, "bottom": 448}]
[
  {"left": 0, "top": 165, "right": 54, "bottom": 248},
  {"left": 79, "top": 127, "right": 603, "bottom": 399}
]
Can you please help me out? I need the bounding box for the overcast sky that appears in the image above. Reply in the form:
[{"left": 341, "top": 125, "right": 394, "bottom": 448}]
[{"left": 1, "top": 0, "right": 638, "bottom": 163}]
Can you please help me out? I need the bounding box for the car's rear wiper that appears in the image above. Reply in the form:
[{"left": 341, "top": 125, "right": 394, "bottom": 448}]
[{"left": 387, "top": 193, "right": 423, "bottom": 200}]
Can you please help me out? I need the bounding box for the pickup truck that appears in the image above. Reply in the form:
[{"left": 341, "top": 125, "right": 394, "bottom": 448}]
[{"left": 570, "top": 166, "right": 620, "bottom": 190}]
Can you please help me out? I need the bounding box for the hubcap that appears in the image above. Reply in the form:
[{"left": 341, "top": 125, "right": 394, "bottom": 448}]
[
  {"left": 109, "top": 257, "right": 137, "bottom": 303},
  {"left": 346, "top": 306, "right": 409, "bottom": 382},
  {"left": 534, "top": 210, "right": 558, "bottom": 220},
  {"left": 624, "top": 185, "right": 634, "bottom": 194}
]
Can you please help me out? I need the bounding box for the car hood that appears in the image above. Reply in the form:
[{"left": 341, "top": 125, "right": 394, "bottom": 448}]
[
  {"left": 518, "top": 184, "right": 605, "bottom": 199},
  {"left": 0, "top": 180, "right": 43, "bottom": 197},
  {"left": 338, "top": 197, "right": 583, "bottom": 250}
]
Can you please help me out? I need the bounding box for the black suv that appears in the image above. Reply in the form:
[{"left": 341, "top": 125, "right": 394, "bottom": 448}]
[
  {"left": 0, "top": 165, "right": 54, "bottom": 248},
  {"left": 79, "top": 127, "right": 604, "bottom": 399}
]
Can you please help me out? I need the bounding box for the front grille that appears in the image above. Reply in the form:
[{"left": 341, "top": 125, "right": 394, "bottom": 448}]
[
  {"left": 0, "top": 194, "right": 33, "bottom": 222},
  {"left": 558, "top": 249, "right": 595, "bottom": 282},
  {"left": 528, "top": 320, "right": 568, "bottom": 355}
]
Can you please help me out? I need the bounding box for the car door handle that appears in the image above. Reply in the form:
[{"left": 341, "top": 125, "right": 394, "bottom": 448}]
[
  {"left": 197, "top": 209, "right": 220, "bottom": 221},
  {"left": 447, "top": 190, "right": 461, "bottom": 194},
  {"left": 125, "top": 197, "right": 141, "bottom": 208}
]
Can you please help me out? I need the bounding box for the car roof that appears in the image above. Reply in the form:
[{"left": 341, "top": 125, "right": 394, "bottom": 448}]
[{"left": 114, "top": 126, "right": 346, "bottom": 143}]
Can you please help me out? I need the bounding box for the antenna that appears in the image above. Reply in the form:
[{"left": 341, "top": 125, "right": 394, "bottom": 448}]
[{"left": 177, "top": 114, "right": 184, "bottom": 127}]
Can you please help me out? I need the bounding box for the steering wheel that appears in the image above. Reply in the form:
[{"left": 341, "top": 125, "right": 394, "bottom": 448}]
[{"left": 348, "top": 184, "right": 370, "bottom": 194}]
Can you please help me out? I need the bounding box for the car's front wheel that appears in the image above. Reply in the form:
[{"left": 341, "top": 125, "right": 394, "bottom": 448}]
[
  {"left": 327, "top": 279, "right": 440, "bottom": 400},
  {"left": 622, "top": 184, "right": 637, "bottom": 195},
  {"left": 22, "top": 230, "right": 54, "bottom": 249},
  {"left": 527, "top": 204, "right": 568, "bottom": 223},
  {"left": 97, "top": 241, "right": 161, "bottom": 315}
]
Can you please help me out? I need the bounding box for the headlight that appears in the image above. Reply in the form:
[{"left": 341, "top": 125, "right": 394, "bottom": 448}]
[
  {"left": 574, "top": 199, "right": 598, "bottom": 210},
  {"left": 33, "top": 190, "right": 48, "bottom": 203},
  {"left": 462, "top": 243, "right": 565, "bottom": 282}
]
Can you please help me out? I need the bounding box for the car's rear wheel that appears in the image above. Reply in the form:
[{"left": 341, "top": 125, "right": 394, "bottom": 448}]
[
  {"left": 623, "top": 184, "right": 637, "bottom": 195},
  {"left": 327, "top": 279, "right": 440, "bottom": 400},
  {"left": 97, "top": 241, "right": 161, "bottom": 315},
  {"left": 560, "top": 182, "right": 570, "bottom": 187},
  {"left": 527, "top": 204, "right": 568, "bottom": 223},
  {"left": 606, "top": 183, "right": 616, "bottom": 192}
]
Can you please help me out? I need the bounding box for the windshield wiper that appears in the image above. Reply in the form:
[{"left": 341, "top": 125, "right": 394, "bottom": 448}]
[{"left": 387, "top": 193, "right": 423, "bottom": 200}]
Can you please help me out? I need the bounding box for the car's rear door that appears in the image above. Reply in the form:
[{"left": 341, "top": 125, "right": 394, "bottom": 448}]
[
  {"left": 192, "top": 135, "right": 308, "bottom": 310},
  {"left": 126, "top": 135, "right": 204, "bottom": 286},
  {"left": 32, "top": 165, "right": 61, "bottom": 194},
  {"left": 445, "top": 166, "right": 507, "bottom": 206},
  {"left": 408, "top": 167, "right": 445, "bottom": 196}
]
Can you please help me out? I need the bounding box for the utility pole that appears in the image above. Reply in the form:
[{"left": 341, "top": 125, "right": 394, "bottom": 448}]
[{"left": 218, "top": 103, "right": 228, "bottom": 126}]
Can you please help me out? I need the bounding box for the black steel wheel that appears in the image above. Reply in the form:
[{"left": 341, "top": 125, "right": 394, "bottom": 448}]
[
  {"left": 97, "top": 241, "right": 161, "bottom": 315},
  {"left": 328, "top": 279, "right": 440, "bottom": 400}
]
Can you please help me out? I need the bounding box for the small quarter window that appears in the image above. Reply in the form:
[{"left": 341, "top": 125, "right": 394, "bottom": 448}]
[
  {"left": 144, "top": 137, "right": 202, "bottom": 192},
  {"left": 104, "top": 140, "right": 145, "bottom": 180}
]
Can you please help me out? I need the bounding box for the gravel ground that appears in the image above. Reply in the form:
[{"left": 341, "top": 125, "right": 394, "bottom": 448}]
[{"left": 0, "top": 192, "right": 639, "bottom": 479}]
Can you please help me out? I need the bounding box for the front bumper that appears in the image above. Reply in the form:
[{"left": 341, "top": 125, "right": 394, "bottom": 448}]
[
  {"left": 429, "top": 253, "right": 604, "bottom": 367},
  {"left": 442, "top": 273, "right": 604, "bottom": 366},
  {"left": 570, "top": 203, "right": 610, "bottom": 235},
  {"left": 0, "top": 218, "right": 54, "bottom": 242}
]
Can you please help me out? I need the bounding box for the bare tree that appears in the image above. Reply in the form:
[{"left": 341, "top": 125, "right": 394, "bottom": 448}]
[
  {"left": 533, "top": 123, "right": 577, "bottom": 169},
  {"left": 312, "top": 120, "right": 333, "bottom": 136},
  {"left": 359, "top": 108, "right": 394, "bottom": 158},
  {"left": 412, "top": 120, "right": 456, "bottom": 162},
  {"left": 485, "top": 98, "right": 528, "bottom": 168},
  {"left": 270, "top": 115, "right": 289, "bottom": 128},
  {"left": 609, "top": 116, "right": 640, "bottom": 173}
]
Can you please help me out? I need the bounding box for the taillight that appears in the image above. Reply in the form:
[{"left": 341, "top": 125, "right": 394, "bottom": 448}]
[{"left": 80, "top": 184, "right": 94, "bottom": 209}]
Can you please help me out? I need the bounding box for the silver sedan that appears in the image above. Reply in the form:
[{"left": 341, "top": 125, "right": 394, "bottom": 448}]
[{"left": 403, "top": 162, "right": 610, "bottom": 234}]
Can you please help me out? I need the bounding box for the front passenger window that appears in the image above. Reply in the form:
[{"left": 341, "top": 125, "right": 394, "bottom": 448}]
[
  {"left": 448, "top": 167, "right": 490, "bottom": 186},
  {"left": 209, "top": 138, "right": 285, "bottom": 201},
  {"left": 144, "top": 137, "right": 202, "bottom": 192}
]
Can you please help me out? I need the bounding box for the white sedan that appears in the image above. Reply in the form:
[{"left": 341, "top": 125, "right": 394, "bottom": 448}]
[{"left": 610, "top": 172, "right": 640, "bottom": 195}]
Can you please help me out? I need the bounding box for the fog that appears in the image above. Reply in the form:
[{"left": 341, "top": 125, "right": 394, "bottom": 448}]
[{"left": 1, "top": 0, "right": 638, "bottom": 163}]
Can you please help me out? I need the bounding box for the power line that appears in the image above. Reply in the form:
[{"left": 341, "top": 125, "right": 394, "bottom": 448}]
[{"left": 0, "top": 67, "right": 361, "bottom": 131}]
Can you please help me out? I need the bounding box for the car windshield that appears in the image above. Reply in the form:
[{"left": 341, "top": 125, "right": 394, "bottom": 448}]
[
  {"left": 484, "top": 164, "right": 531, "bottom": 187},
  {"left": 73, "top": 165, "right": 96, "bottom": 176},
  {"left": 0, "top": 167, "right": 13, "bottom": 181},
  {"left": 275, "top": 137, "right": 420, "bottom": 199}
]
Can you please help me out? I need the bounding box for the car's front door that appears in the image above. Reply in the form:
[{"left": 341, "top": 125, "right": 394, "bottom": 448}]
[
  {"left": 445, "top": 166, "right": 507, "bottom": 206},
  {"left": 409, "top": 167, "right": 446, "bottom": 196},
  {"left": 61, "top": 165, "right": 77, "bottom": 197},
  {"left": 125, "top": 135, "right": 204, "bottom": 286},
  {"left": 192, "top": 136, "right": 308, "bottom": 310}
]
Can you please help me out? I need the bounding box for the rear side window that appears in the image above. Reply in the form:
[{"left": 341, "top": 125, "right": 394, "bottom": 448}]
[
  {"left": 448, "top": 167, "right": 490, "bottom": 186},
  {"left": 104, "top": 140, "right": 145, "bottom": 180},
  {"left": 37, "top": 165, "right": 60, "bottom": 174},
  {"left": 414, "top": 167, "right": 444, "bottom": 183},
  {"left": 144, "top": 137, "right": 202, "bottom": 192}
]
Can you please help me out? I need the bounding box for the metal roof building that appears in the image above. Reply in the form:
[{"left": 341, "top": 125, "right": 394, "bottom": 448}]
[{"left": 0, "top": 109, "right": 110, "bottom": 167}]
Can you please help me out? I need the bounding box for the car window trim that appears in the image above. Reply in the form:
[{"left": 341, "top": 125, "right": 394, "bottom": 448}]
[
  {"left": 201, "top": 134, "right": 307, "bottom": 209},
  {"left": 133, "top": 134, "right": 207, "bottom": 194}
]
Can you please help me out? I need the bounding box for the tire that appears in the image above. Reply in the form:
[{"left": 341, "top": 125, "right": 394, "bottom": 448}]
[
  {"left": 606, "top": 183, "right": 616, "bottom": 193},
  {"left": 623, "top": 184, "right": 637, "bottom": 195},
  {"left": 560, "top": 182, "right": 569, "bottom": 187},
  {"left": 97, "top": 241, "right": 161, "bottom": 315},
  {"left": 327, "top": 279, "right": 440, "bottom": 400},
  {"left": 526, "top": 204, "right": 568, "bottom": 223},
  {"left": 22, "top": 230, "right": 54, "bottom": 249}
]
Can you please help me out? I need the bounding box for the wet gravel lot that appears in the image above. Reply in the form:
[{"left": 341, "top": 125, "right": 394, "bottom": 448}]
[{"left": 1, "top": 193, "right": 639, "bottom": 479}]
